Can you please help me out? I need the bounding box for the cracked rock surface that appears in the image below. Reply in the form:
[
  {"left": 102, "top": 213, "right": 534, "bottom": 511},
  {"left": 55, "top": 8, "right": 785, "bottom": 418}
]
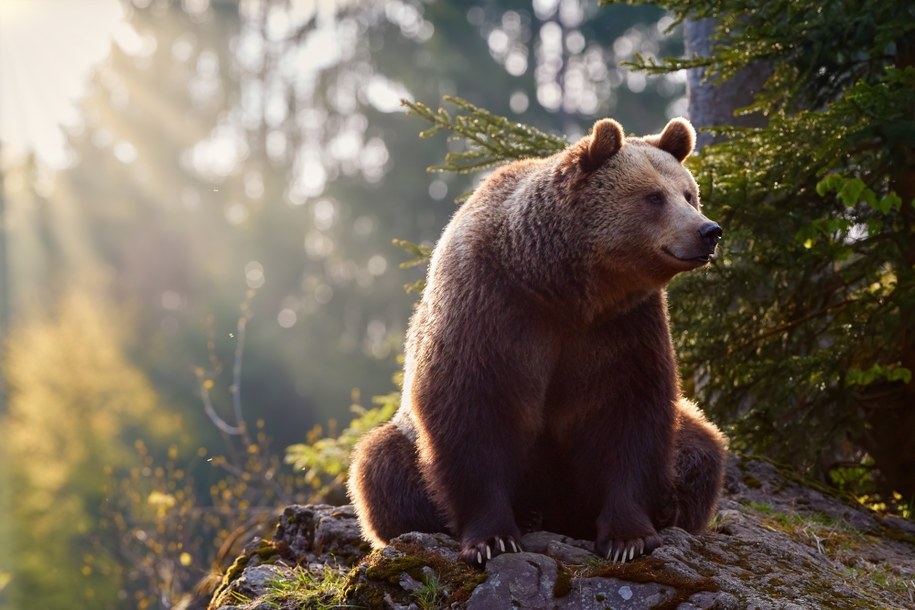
[{"left": 208, "top": 455, "right": 915, "bottom": 609}]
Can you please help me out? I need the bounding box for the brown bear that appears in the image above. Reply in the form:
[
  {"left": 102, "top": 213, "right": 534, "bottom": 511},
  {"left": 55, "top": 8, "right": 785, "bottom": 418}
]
[{"left": 348, "top": 116, "right": 727, "bottom": 566}]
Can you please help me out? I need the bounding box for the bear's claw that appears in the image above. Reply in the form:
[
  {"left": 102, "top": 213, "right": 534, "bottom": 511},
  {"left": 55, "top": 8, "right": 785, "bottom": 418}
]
[
  {"left": 461, "top": 535, "right": 522, "bottom": 566},
  {"left": 599, "top": 533, "right": 660, "bottom": 564}
]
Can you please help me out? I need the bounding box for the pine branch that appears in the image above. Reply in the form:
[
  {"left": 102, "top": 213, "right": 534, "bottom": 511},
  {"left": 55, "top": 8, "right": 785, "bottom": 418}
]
[
  {"left": 392, "top": 238, "right": 432, "bottom": 268},
  {"left": 403, "top": 96, "right": 567, "bottom": 174}
]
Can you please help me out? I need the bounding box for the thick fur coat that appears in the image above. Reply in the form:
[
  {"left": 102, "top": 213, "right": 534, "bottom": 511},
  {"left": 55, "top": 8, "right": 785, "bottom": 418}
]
[{"left": 349, "top": 117, "right": 727, "bottom": 565}]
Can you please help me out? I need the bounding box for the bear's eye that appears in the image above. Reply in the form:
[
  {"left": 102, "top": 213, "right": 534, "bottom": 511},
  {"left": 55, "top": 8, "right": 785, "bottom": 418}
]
[
  {"left": 646, "top": 192, "right": 665, "bottom": 206},
  {"left": 684, "top": 191, "right": 693, "bottom": 203}
]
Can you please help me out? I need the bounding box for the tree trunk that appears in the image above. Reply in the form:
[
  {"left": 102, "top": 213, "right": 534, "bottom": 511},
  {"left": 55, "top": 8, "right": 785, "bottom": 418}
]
[{"left": 684, "top": 18, "right": 768, "bottom": 150}]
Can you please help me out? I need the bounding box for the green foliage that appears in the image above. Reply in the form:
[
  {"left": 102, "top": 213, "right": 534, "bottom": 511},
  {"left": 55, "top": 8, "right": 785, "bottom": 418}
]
[
  {"left": 97, "top": 295, "right": 335, "bottom": 608},
  {"left": 393, "top": 2, "right": 915, "bottom": 510},
  {"left": 616, "top": 0, "right": 915, "bottom": 503},
  {"left": 263, "top": 565, "right": 352, "bottom": 610},
  {"left": 404, "top": 96, "right": 567, "bottom": 175},
  {"left": 845, "top": 364, "right": 912, "bottom": 388},
  {"left": 610, "top": 0, "right": 914, "bottom": 108},
  {"left": 0, "top": 1, "right": 691, "bottom": 605},
  {"left": 101, "top": 420, "right": 313, "bottom": 609},
  {"left": 413, "top": 571, "right": 444, "bottom": 610},
  {"left": 286, "top": 391, "right": 399, "bottom": 499},
  {"left": 393, "top": 238, "right": 434, "bottom": 294},
  {"left": 393, "top": 239, "right": 434, "bottom": 269},
  {"left": 0, "top": 292, "right": 184, "bottom": 609}
]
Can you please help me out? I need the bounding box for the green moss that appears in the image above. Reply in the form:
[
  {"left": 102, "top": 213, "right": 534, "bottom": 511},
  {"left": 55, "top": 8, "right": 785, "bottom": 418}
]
[
  {"left": 553, "top": 562, "right": 573, "bottom": 598},
  {"left": 745, "top": 500, "right": 775, "bottom": 515},
  {"left": 207, "top": 539, "right": 279, "bottom": 608},
  {"left": 450, "top": 572, "right": 488, "bottom": 605},
  {"left": 364, "top": 554, "right": 428, "bottom": 583},
  {"left": 737, "top": 493, "right": 882, "bottom": 564},
  {"left": 347, "top": 581, "right": 385, "bottom": 608},
  {"left": 354, "top": 539, "right": 486, "bottom": 607},
  {"left": 743, "top": 475, "right": 763, "bottom": 489}
]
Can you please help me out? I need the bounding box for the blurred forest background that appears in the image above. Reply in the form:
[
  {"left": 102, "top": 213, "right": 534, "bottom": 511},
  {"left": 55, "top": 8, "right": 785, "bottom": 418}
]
[
  {"left": 1, "top": 0, "right": 913, "bottom": 608},
  {"left": 0, "top": 0, "right": 684, "bottom": 608}
]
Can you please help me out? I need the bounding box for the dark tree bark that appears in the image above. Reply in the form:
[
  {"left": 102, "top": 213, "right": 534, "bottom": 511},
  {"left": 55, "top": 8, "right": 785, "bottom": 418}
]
[{"left": 684, "top": 18, "right": 768, "bottom": 150}]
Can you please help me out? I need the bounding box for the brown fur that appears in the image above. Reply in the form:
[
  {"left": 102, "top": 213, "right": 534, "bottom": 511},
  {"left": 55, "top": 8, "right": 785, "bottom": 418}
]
[{"left": 348, "top": 117, "right": 727, "bottom": 565}]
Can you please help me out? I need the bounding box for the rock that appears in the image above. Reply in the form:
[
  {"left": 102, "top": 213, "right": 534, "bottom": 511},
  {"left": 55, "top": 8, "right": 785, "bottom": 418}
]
[
  {"left": 556, "top": 577, "right": 676, "bottom": 610},
  {"left": 226, "top": 564, "right": 293, "bottom": 599},
  {"left": 520, "top": 531, "right": 597, "bottom": 564},
  {"left": 273, "top": 503, "right": 369, "bottom": 566},
  {"left": 465, "top": 552, "right": 558, "bottom": 608},
  {"left": 207, "top": 504, "right": 370, "bottom": 610},
  {"left": 208, "top": 455, "right": 915, "bottom": 610}
]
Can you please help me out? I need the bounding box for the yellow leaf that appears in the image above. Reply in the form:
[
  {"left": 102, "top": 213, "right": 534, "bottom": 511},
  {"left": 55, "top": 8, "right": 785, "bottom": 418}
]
[{"left": 147, "top": 491, "right": 176, "bottom": 509}]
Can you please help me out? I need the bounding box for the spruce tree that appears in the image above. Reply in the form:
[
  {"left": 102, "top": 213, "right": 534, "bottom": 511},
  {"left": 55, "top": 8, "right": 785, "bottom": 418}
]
[
  {"left": 617, "top": 0, "right": 915, "bottom": 506},
  {"left": 406, "top": 2, "right": 915, "bottom": 509}
]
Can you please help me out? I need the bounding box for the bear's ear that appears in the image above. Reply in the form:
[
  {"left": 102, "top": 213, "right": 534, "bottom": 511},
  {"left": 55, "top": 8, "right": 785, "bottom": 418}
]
[
  {"left": 580, "top": 118, "right": 624, "bottom": 172},
  {"left": 645, "top": 117, "right": 696, "bottom": 163}
]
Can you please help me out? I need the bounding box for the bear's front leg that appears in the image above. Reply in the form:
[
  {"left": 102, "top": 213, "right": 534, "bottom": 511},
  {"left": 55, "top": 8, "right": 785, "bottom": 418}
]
[
  {"left": 595, "top": 499, "right": 664, "bottom": 563},
  {"left": 410, "top": 338, "right": 550, "bottom": 566},
  {"left": 588, "top": 395, "right": 676, "bottom": 563},
  {"left": 457, "top": 500, "right": 525, "bottom": 566},
  {"left": 556, "top": 292, "right": 679, "bottom": 564},
  {"left": 415, "top": 395, "right": 533, "bottom": 566}
]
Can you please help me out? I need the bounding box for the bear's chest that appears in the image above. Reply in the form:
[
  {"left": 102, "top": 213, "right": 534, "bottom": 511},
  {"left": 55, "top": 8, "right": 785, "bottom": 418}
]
[{"left": 540, "top": 305, "right": 677, "bottom": 438}]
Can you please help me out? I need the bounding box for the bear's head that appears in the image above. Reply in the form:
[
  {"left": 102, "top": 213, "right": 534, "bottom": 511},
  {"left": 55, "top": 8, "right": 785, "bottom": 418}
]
[{"left": 563, "top": 117, "right": 721, "bottom": 284}]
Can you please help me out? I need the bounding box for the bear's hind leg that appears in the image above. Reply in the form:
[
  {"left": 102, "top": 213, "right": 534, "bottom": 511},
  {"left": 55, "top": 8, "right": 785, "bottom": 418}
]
[
  {"left": 348, "top": 422, "right": 446, "bottom": 547},
  {"left": 665, "top": 398, "right": 727, "bottom": 533}
]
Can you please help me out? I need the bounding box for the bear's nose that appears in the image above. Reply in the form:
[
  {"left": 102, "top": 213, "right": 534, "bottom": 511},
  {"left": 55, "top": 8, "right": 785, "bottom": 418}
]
[{"left": 698, "top": 222, "right": 723, "bottom": 248}]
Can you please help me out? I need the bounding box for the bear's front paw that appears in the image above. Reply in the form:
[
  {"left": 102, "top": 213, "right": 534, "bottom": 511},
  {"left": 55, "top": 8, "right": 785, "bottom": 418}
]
[
  {"left": 595, "top": 531, "right": 662, "bottom": 564},
  {"left": 460, "top": 535, "right": 522, "bottom": 566}
]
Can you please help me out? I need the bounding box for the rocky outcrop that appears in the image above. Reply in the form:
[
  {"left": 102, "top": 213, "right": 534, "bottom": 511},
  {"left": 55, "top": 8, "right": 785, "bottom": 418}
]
[{"left": 208, "top": 455, "right": 915, "bottom": 609}]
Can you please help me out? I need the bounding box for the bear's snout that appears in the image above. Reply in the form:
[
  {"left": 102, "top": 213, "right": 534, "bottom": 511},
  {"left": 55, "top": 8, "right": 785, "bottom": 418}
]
[
  {"left": 698, "top": 222, "right": 722, "bottom": 251},
  {"left": 659, "top": 219, "right": 722, "bottom": 269}
]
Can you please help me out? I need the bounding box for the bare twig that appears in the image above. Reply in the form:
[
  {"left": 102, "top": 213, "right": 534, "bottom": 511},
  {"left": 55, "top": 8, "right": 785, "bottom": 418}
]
[
  {"left": 199, "top": 294, "right": 254, "bottom": 436},
  {"left": 201, "top": 385, "right": 244, "bottom": 435},
  {"left": 230, "top": 304, "right": 252, "bottom": 437}
]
